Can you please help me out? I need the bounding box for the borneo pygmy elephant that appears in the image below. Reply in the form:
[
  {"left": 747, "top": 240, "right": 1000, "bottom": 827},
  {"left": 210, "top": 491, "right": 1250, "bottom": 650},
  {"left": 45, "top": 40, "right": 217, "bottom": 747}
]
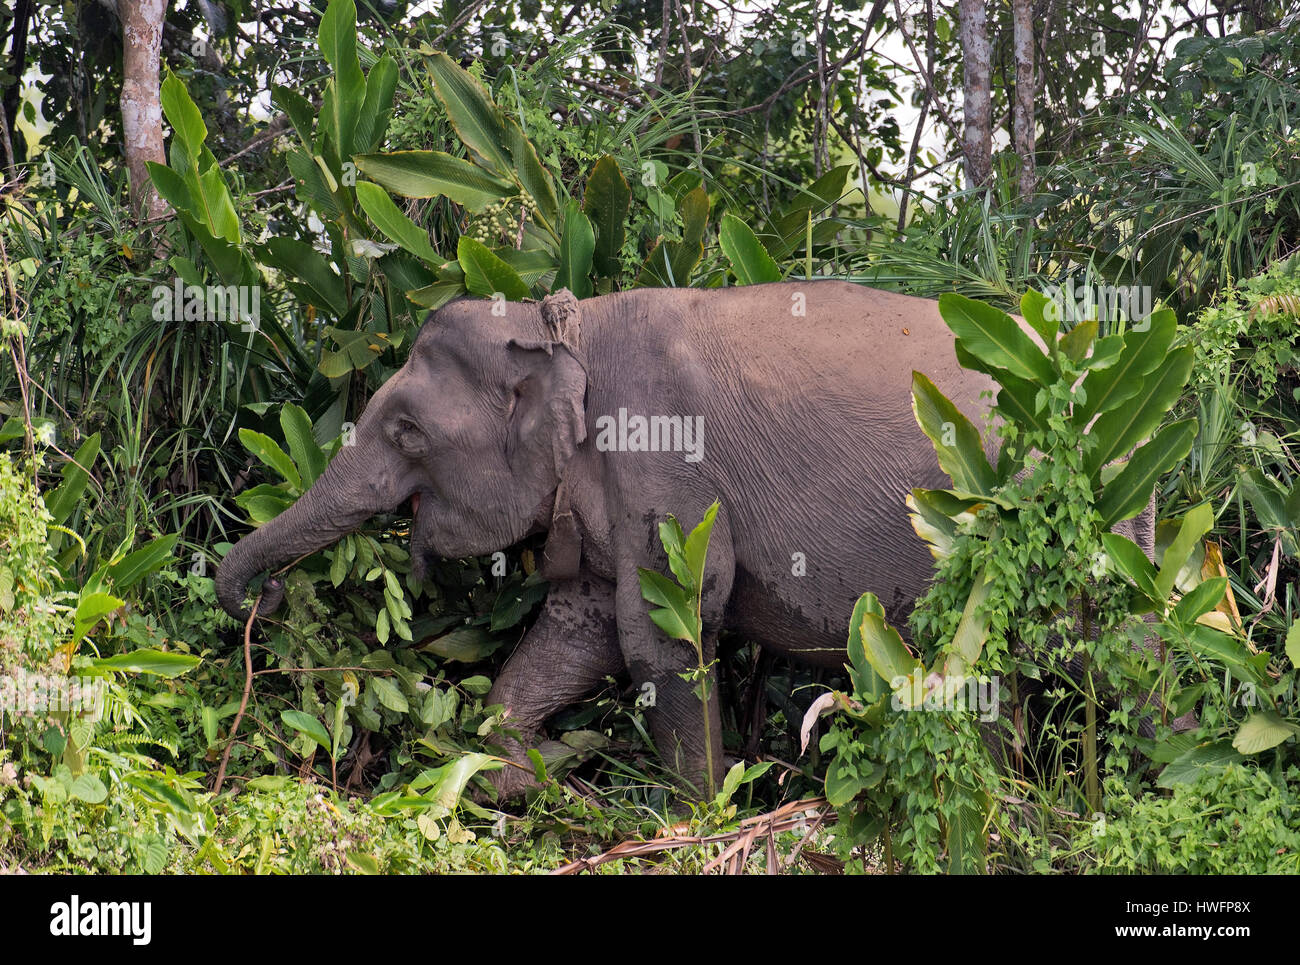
[{"left": 217, "top": 281, "right": 1154, "bottom": 796}]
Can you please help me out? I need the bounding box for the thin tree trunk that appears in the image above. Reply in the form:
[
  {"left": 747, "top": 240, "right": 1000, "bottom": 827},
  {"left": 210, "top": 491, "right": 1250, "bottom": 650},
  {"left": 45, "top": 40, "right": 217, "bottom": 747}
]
[
  {"left": 958, "top": 0, "right": 992, "bottom": 189},
  {"left": 1, "top": 0, "right": 33, "bottom": 181},
  {"left": 120, "top": 0, "right": 169, "bottom": 221},
  {"left": 1012, "top": 0, "right": 1036, "bottom": 199}
]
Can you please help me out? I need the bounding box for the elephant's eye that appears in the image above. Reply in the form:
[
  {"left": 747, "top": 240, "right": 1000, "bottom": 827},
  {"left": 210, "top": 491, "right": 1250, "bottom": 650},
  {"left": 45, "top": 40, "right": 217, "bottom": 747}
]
[{"left": 388, "top": 417, "right": 428, "bottom": 457}]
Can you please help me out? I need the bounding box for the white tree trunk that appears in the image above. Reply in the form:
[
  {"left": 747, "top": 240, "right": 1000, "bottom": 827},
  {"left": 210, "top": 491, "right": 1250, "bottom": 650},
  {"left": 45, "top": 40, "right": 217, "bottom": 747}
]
[
  {"left": 1012, "top": 0, "right": 1036, "bottom": 199},
  {"left": 120, "top": 0, "right": 168, "bottom": 221},
  {"left": 958, "top": 0, "right": 992, "bottom": 189}
]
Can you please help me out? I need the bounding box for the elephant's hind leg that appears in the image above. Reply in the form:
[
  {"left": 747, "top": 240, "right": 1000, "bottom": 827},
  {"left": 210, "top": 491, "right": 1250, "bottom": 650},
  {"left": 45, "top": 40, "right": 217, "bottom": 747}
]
[{"left": 485, "top": 570, "right": 623, "bottom": 798}]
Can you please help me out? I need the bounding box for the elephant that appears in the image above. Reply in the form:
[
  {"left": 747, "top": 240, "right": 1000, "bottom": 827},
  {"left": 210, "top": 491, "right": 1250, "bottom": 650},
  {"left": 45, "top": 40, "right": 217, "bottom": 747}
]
[{"left": 216, "top": 281, "right": 1155, "bottom": 796}]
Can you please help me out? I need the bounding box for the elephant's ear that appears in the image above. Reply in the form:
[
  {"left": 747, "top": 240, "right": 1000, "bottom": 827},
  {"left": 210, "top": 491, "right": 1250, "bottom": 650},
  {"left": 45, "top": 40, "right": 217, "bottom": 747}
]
[{"left": 505, "top": 289, "right": 587, "bottom": 481}]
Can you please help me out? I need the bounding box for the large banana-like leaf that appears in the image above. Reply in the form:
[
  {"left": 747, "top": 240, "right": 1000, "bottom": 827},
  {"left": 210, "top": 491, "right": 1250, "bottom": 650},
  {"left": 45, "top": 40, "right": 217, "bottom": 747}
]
[
  {"left": 583, "top": 156, "right": 630, "bottom": 277},
  {"left": 938, "top": 292, "right": 1055, "bottom": 385},
  {"left": 1095, "top": 419, "right": 1197, "bottom": 527},
  {"left": 720, "top": 214, "right": 782, "bottom": 285},
  {"left": 1084, "top": 346, "right": 1193, "bottom": 478},
  {"left": 457, "top": 237, "right": 531, "bottom": 300},
  {"left": 427, "top": 52, "right": 512, "bottom": 176},
  {"left": 911, "top": 372, "right": 998, "bottom": 496},
  {"left": 554, "top": 200, "right": 594, "bottom": 299},
  {"left": 354, "top": 151, "right": 514, "bottom": 211},
  {"left": 1074, "top": 309, "right": 1176, "bottom": 425},
  {"left": 355, "top": 181, "right": 440, "bottom": 264},
  {"left": 319, "top": 0, "right": 366, "bottom": 158}
]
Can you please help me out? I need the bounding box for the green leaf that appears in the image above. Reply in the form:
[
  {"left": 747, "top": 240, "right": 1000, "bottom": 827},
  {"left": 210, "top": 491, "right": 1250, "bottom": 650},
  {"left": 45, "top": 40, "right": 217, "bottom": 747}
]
[
  {"left": 239, "top": 429, "right": 302, "bottom": 490},
  {"left": 1156, "top": 740, "right": 1244, "bottom": 788},
  {"left": 1286, "top": 619, "right": 1300, "bottom": 670},
  {"left": 1171, "top": 577, "right": 1226, "bottom": 625},
  {"left": 354, "top": 151, "right": 514, "bottom": 211},
  {"left": 911, "top": 371, "right": 997, "bottom": 496},
  {"left": 938, "top": 292, "right": 1054, "bottom": 385},
  {"left": 583, "top": 156, "right": 630, "bottom": 276},
  {"left": 74, "top": 591, "right": 124, "bottom": 644},
  {"left": 1058, "top": 320, "right": 1097, "bottom": 364},
  {"left": 260, "top": 237, "right": 348, "bottom": 316},
  {"left": 431, "top": 752, "right": 497, "bottom": 810},
  {"left": 1155, "top": 502, "right": 1213, "bottom": 601},
  {"left": 69, "top": 773, "right": 108, "bottom": 804},
  {"left": 682, "top": 501, "right": 721, "bottom": 590},
  {"left": 146, "top": 162, "right": 197, "bottom": 217},
  {"left": 159, "top": 71, "right": 207, "bottom": 158},
  {"left": 1232, "top": 712, "right": 1300, "bottom": 755},
  {"left": 318, "top": 0, "right": 365, "bottom": 158},
  {"left": 45, "top": 432, "right": 100, "bottom": 527},
  {"left": 633, "top": 187, "right": 709, "bottom": 288},
  {"left": 846, "top": 593, "right": 888, "bottom": 701},
  {"left": 858, "top": 611, "right": 922, "bottom": 690},
  {"left": 949, "top": 567, "right": 992, "bottom": 670},
  {"left": 281, "top": 404, "right": 327, "bottom": 488},
  {"left": 553, "top": 200, "right": 594, "bottom": 299},
  {"left": 1084, "top": 347, "right": 1193, "bottom": 478},
  {"left": 90, "top": 649, "right": 201, "bottom": 678},
  {"left": 719, "top": 213, "right": 782, "bottom": 285},
  {"left": 457, "top": 236, "right": 531, "bottom": 300},
  {"left": 281, "top": 710, "right": 332, "bottom": 753},
  {"left": 355, "top": 180, "right": 439, "bottom": 263},
  {"left": 427, "top": 52, "right": 512, "bottom": 175},
  {"left": 416, "top": 625, "right": 506, "bottom": 662},
  {"left": 106, "top": 534, "right": 178, "bottom": 590},
  {"left": 272, "top": 84, "right": 317, "bottom": 147},
  {"left": 1101, "top": 532, "right": 1159, "bottom": 600},
  {"left": 1019, "top": 288, "right": 1057, "bottom": 345},
  {"left": 504, "top": 117, "right": 559, "bottom": 231},
  {"left": 993, "top": 371, "right": 1049, "bottom": 438},
  {"left": 1096, "top": 419, "right": 1197, "bottom": 527},
  {"left": 637, "top": 568, "right": 698, "bottom": 642},
  {"left": 371, "top": 677, "right": 409, "bottom": 714},
  {"left": 354, "top": 53, "right": 399, "bottom": 153},
  {"left": 1075, "top": 309, "right": 1176, "bottom": 425}
]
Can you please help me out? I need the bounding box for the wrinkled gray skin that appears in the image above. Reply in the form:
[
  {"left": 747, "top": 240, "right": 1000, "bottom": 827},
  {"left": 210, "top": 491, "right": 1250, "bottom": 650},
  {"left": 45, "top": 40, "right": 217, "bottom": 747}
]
[{"left": 217, "top": 281, "right": 1154, "bottom": 796}]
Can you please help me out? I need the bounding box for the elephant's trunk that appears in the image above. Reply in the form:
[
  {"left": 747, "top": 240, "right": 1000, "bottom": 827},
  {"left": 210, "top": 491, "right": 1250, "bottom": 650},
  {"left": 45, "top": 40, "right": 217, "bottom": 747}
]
[{"left": 216, "top": 439, "right": 399, "bottom": 621}]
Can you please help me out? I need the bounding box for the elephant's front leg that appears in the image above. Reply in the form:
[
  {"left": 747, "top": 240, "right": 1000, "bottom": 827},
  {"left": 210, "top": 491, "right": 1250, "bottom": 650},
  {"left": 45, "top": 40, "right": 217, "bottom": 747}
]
[
  {"left": 613, "top": 510, "right": 734, "bottom": 797},
  {"left": 485, "top": 571, "right": 623, "bottom": 798}
]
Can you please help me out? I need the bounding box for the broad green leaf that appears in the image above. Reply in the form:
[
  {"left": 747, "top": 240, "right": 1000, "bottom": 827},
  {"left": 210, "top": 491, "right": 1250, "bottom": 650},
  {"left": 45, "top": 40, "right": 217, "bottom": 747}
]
[
  {"left": 146, "top": 162, "right": 197, "bottom": 218},
  {"left": 1183, "top": 624, "right": 1268, "bottom": 686},
  {"left": 417, "top": 625, "right": 507, "bottom": 662},
  {"left": 196, "top": 164, "right": 240, "bottom": 244},
  {"left": 354, "top": 53, "right": 398, "bottom": 153},
  {"left": 1287, "top": 619, "right": 1300, "bottom": 670},
  {"left": 1019, "top": 288, "right": 1057, "bottom": 345},
  {"left": 106, "top": 534, "right": 179, "bottom": 590},
  {"left": 553, "top": 200, "right": 594, "bottom": 299},
  {"left": 457, "top": 237, "right": 531, "bottom": 300},
  {"left": 74, "top": 592, "right": 124, "bottom": 644},
  {"left": 160, "top": 71, "right": 207, "bottom": 157},
  {"left": 45, "top": 432, "right": 101, "bottom": 527},
  {"left": 583, "top": 156, "right": 630, "bottom": 276},
  {"left": 239, "top": 429, "right": 302, "bottom": 490},
  {"left": 1100, "top": 532, "right": 1159, "bottom": 600},
  {"left": 90, "top": 649, "right": 201, "bottom": 677},
  {"left": 355, "top": 151, "right": 514, "bottom": 211},
  {"left": 1058, "top": 320, "right": 1097, "bottom": 363},
  {"left": 1084, "top": 346, "right": 1193, "bottom": 478},
  {"left": 1232, "top": 712, "right": 1300, "bottom": 755},
  {"left": 1171, "top": 577, "right": 1226, "bottom": 625},
  {"left": 638, "top": 567, "right": 698, "bottom": 642},
  {"left": 993, "top": 370, "right": 1049, "bottom": 438},
  {"left": 318, "top": 0, "right": 365, "bottom": 157},
  {"left": 371, "top": 677, "right": 409, "bottom": 714},
  {"left": 427, "top": 52, "right": 512, "bottom": 175},
  {"left": 1155, "top": 502, "right": 1213, "bottom": 601},
  {"left": 431, "top": 752, "right": 497, "bottom": 810},
  {"left": 682, "top": 501, "right": 721, "bottom": 590},
  {"left": 938, "top": 292, "right": 1054, "bottom": 385},
  {"left": 949, "top": 567, "right": 992, "bottom": 670},
  {"left": 281, "top": 403, "right": 327, "bottom": 488},
  {"left": 846, "top": 593, "right": 887, "bottom": 701},
  {"left": 281, "top": 709, "right": 331, "bottom": 752},
  {"left": 504, "top": 117, "right": 559, "bottom": 231},
  {"left": 69, "top": 773, "right": 108, "bottom": 804},
  {"left": 859, "top": 611, "right": 922, "bottom": 689},
  {"left": 272, "top": 84, "right": 316, "bottom": 147},
  {"left": 719, "top": 213, "right": 782, "bottom": 285},
  {"left": 355, "top": 181, "right": 439, "bottom": 264},
  {"left": 633, "top": 187, "right": 708, "bottom": 288},
  {"left": 911, "top": 371, "right": 997, "bottom": 496},
  {"left": 1096, "top": 419, "right": 1197, "bottom": 527},
  {"left": 1156, "top": 741, "right": 1244, "bottom": 788},
  {"left": 1075, "top": 309, "right": 1176, "bottom": 425}
]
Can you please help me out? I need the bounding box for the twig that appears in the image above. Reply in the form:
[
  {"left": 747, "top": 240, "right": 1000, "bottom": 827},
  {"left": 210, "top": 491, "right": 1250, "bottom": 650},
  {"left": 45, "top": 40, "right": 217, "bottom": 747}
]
[{"left": 212, "top": 592, "right": 261, "bottom": 795}]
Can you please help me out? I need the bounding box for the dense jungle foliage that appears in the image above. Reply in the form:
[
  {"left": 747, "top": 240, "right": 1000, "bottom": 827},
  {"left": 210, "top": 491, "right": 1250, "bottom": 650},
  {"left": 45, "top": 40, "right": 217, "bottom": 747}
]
[{"left": 1, "top": 0, "right": 1298, "bottom": 874}]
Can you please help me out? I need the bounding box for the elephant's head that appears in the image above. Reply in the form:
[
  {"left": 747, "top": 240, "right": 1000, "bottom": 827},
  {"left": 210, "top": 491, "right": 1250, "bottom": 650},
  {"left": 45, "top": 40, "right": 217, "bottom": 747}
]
[{"left": 216, "top": 290, "right": 588, "bottom": 621}]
